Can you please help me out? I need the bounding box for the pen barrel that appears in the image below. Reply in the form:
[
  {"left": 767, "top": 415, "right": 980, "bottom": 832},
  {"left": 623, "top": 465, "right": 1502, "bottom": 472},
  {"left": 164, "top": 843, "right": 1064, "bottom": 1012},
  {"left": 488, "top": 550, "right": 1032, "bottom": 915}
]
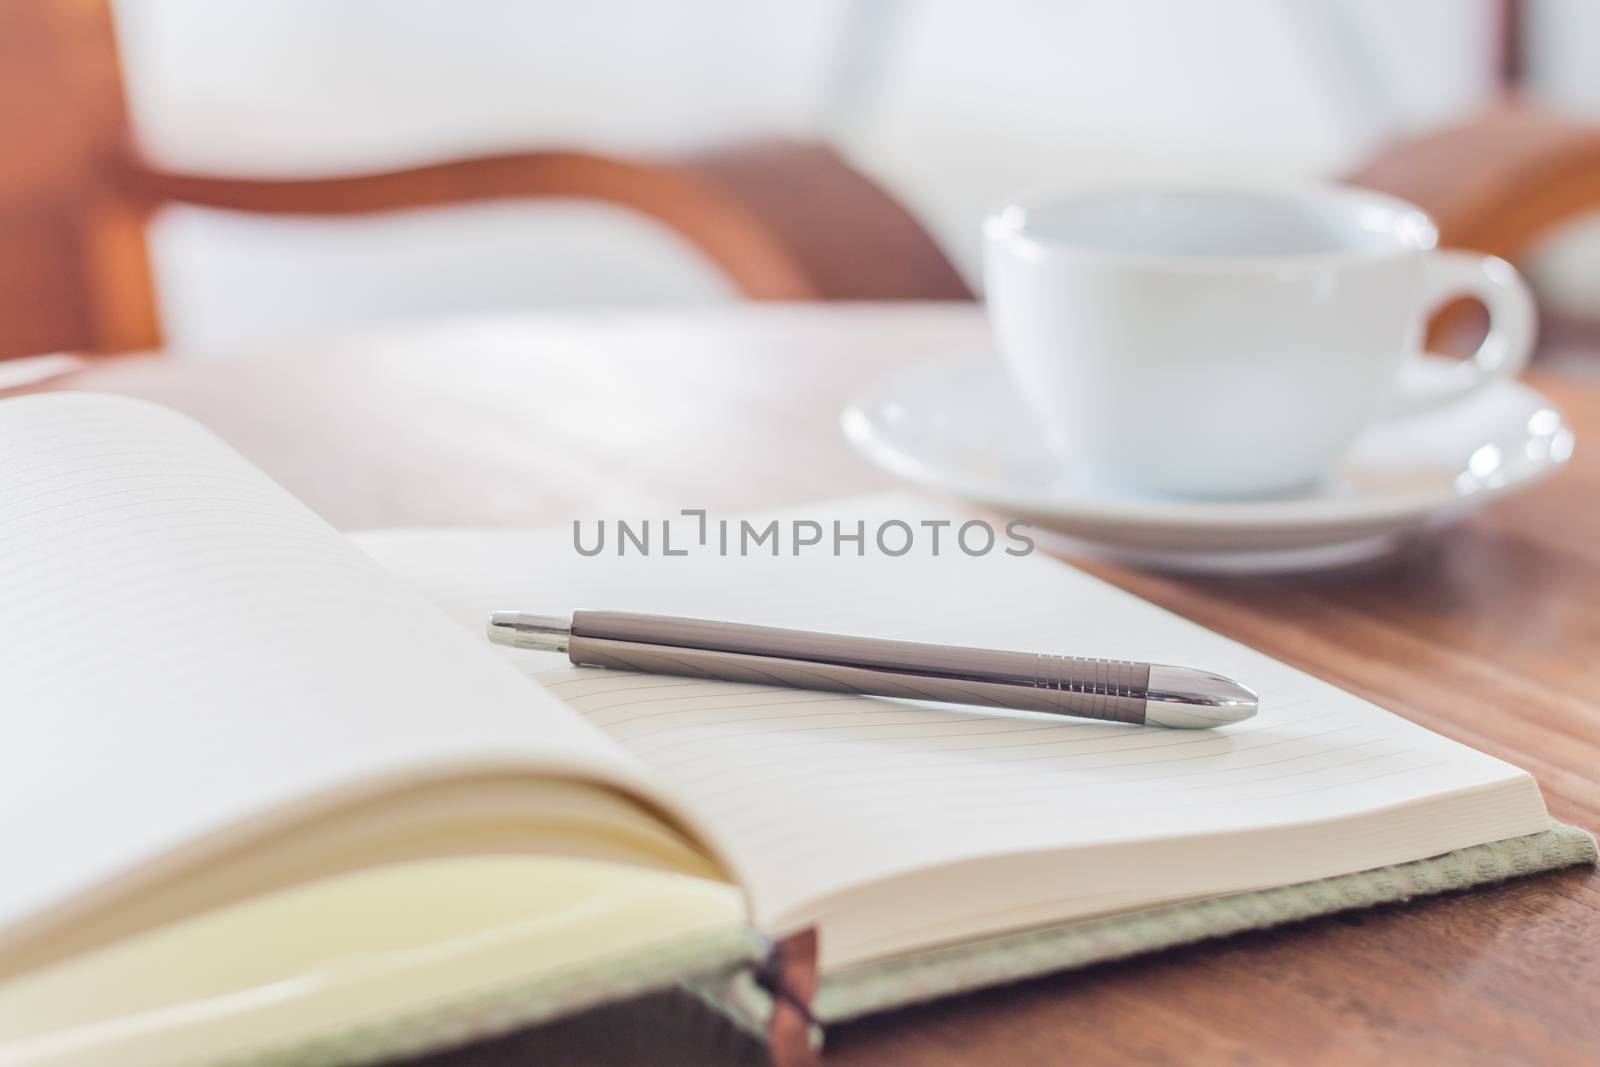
[{"left": 568, "top": 610, "right": 1150, "bottom": 724}]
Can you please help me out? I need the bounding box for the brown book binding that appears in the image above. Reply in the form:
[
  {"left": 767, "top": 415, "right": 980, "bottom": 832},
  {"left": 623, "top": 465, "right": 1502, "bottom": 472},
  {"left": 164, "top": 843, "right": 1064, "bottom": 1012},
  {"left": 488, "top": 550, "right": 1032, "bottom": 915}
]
[{"left": 763, "top": 928, "right": 821, "bottom": 1067}]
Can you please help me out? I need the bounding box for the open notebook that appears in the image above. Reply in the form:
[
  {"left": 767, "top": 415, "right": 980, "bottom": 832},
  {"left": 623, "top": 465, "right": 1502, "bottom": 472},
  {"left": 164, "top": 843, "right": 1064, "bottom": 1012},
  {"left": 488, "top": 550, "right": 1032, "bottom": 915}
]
[{"left": 0, "top": 394, "right": 1591, "bottom": 1067}]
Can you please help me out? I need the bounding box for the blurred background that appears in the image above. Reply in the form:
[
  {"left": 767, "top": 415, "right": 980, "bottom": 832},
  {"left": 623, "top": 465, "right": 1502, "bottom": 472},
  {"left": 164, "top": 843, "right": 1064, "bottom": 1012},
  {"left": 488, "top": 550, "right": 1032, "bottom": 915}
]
[{"left": 2, "top": 0, "right": 1598, "bottom": 367}]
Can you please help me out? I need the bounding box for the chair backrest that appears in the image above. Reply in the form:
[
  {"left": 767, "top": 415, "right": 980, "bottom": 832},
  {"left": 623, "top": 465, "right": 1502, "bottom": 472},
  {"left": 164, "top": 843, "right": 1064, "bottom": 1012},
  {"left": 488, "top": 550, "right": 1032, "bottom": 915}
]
[
  {"left": 1, "top": 1, "right": 968, "bottom": 357},
  {"left": 0, "top": 0, "right": 137, "bottom": 358},
  {"left": 92, "top": 148, "right": 832, "bottom": 352}
]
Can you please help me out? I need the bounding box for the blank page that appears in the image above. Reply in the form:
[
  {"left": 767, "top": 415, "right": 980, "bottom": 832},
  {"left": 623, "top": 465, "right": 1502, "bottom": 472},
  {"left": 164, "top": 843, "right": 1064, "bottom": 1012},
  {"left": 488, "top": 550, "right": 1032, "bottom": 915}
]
[
  {"left": 357, "top": 495, "right": 1549, "bottom": 966},
  {"left": 0, "top": 395, "right": 663, "bottom": 959}
]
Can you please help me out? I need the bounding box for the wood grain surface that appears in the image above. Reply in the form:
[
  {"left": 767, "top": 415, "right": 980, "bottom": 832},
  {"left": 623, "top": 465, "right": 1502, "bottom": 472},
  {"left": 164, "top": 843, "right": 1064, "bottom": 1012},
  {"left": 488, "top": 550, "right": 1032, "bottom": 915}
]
[{"left": 23, "top": 305, "right": 1598, "bottom": 1065}]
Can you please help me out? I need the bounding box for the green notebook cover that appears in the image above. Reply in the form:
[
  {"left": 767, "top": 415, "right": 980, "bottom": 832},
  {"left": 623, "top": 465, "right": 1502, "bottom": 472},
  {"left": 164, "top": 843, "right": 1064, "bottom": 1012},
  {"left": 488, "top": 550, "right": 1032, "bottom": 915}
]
[{"left": 224, "top": 823, "right": 1594, "bottom": 1067}]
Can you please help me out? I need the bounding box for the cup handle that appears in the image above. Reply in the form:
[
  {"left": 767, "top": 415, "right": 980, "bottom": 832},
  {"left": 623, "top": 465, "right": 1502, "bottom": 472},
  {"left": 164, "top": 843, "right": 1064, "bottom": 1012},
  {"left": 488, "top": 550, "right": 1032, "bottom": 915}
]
[{"left": 1378, "top": 250, "right": 1536, "bottom": 420}]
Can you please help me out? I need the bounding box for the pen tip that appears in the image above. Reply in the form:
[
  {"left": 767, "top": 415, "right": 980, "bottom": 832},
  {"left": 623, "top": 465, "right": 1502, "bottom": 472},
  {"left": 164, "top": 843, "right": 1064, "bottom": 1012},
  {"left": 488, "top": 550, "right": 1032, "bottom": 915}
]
[{"left": 1143, "top": 665, "right": 1258, "bottom": 728}]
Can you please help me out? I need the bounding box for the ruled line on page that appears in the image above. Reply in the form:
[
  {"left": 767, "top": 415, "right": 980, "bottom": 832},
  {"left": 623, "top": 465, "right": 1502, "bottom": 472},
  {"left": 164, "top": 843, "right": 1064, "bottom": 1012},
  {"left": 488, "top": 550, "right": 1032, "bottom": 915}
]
[
  {"left": 721, "top": 735, "right": 1402, "bottom": 833},
  {"left": 747, "top": 761, "right": 1452, "bottom": 900},
  {"left": 597, "top": 701, "right": 1328, "bottom": 773},
  {"left": 713, "top": 740, "right": 1419, "bottom": 851},
  {"left": 583, "top": 710, "right": 1359, "bottom": 831},
  {"left": 588, "top": 688, "right": 845, "bottom": 724},
  {"left": 655, "top": 717, "right": 1356, "bottom": 811}
]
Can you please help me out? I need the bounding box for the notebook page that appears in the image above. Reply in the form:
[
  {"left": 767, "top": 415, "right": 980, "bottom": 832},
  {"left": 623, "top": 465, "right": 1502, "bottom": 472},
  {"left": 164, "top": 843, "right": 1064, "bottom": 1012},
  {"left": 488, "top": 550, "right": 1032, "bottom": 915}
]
[
  {"left": 356, "top": 496, "right": 1547, "bottom": 955},
  {"left": 0, "top": 394, "right": 664, "bottom": 951}
]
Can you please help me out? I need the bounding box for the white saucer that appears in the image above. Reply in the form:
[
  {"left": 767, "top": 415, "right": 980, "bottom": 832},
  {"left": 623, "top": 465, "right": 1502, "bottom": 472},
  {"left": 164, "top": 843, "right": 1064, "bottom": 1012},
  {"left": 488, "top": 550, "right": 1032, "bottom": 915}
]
[{"left": 841, "top": 357, "right": 1574, "bottom": 573}]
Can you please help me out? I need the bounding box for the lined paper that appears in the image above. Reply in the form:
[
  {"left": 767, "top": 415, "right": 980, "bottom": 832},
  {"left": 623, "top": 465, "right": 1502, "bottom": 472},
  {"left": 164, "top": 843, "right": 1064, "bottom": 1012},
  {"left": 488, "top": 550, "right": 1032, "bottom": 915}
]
[
  {"left": 358, "top": 497, "right": 1548, "bottom": 965},
  {"left": 0, "top": 395, "right": 661, "bottom": 951}
]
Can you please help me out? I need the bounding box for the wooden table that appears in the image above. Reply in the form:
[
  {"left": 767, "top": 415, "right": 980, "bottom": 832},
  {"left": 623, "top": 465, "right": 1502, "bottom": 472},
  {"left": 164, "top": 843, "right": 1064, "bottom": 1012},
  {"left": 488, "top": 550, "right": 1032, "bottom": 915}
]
[{"left": 28, "top": 305, "right": 1600, "bottom": 1065}]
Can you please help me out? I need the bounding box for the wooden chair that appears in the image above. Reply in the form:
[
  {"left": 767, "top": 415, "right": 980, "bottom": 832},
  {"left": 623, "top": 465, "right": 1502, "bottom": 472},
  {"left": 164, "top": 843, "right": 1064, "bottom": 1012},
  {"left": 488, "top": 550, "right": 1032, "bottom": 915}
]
[
  {"left": 1346, "top": 1, "right": 1600, "bottom": 352},
  {"left": 3, "top": 1, "right": 970, "bottom": 358},
  {"left": 1352, "top": 102, "right": 1600, "bottom": 271},
  {"left": 89, "top": 142, "right": 973, "bottom": 352},
  {"left": 23, "top": 0, "right": 1599, "bottom": 358}
]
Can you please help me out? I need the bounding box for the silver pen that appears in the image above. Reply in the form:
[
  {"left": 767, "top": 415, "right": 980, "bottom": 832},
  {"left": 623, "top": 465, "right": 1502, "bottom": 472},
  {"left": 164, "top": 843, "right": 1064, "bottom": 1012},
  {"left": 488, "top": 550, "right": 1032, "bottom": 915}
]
[{"left": 487, "top": 610, "right": 1257, "bottom": 729}]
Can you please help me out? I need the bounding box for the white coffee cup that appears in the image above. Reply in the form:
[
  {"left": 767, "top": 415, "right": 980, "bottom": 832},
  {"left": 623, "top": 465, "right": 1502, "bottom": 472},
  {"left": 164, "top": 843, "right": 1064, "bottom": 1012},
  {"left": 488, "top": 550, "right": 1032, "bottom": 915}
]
[{"left": 982, "top": 185, "right": 1536, "bottom": 497}]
